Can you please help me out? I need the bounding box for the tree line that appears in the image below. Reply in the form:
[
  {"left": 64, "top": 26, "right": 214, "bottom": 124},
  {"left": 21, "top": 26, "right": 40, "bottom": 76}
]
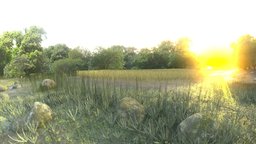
[{"left": 0, "top": 26, "right": 255, "bottom": 77}]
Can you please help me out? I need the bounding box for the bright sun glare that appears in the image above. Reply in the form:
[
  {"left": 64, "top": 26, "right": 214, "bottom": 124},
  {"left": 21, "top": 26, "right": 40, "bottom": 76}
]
[
  {"left": 188, "top": 33, "right": 239, "bottom": 81},
  {"left": 1, "top": 0, "right": 256, "bottom": 50},
  {"left": 188, "top": 33, "right": 237, "bottom": 70}
]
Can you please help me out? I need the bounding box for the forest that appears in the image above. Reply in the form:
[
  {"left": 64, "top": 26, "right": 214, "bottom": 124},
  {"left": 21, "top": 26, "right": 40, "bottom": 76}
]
[{"left": 1, "top": 26, "right": 256, "bottom": 78}]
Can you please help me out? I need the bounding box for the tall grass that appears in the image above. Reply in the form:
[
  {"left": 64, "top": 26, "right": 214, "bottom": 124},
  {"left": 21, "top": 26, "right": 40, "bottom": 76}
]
[
  {"left": 0, "top": 69, "right": 256, "bottom": 143},
  {"left": 77, "top": 69, "right": 201, "bottom": 81}
]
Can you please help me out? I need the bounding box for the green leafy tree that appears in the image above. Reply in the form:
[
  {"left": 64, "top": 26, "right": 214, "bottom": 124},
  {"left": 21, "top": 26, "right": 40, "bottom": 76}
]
[
  {"left": 68, "top": 48, "right": 84, "bottom": 59},
  {"left": 19, "top": 26, "right": 46, "bottom": 54},
  {"left": 0, "top": 32, "right": 13, "bottom": 75},
  {"left": 92, "top": 46, "right": 124, "bottom": 69},
  {"left": 134, "top": 39, "right": 196, "bottom": 69},
  {"left": 134, "top": 48, "right": 152, "bottom": 69},
  {"left": 151, "top": 41, "right": 175, "bottom": 68},
  {"left": 20, "top": 26, "right": 48, "bottom": 74},
  {"left": 2, "top": 26, "right": 49, "bottom": 77},
  {"left": 51, "top": 58, "right": 82, "bottom": 75},
  {"left": 124, "top": 47, "right": 137, "bottom": 69},
  {"left": 28, "top": 50, "right": 50, "bottom": 73},
  {"left": 4, "top": 55, "right": 33, "bottom": 77},
  {"left": 68, "top": 48, "right": 92, "bottom": 70},
  {"left": 135, "top": 41, "right": 175, "bottom": 69},
  {"left": 0, "top": 31, "right": 24, "bottom": 75},
  {"left": 168, "top": 53, "right": 187, "bottom": 68},
  {"left": 9, "top": 31, "right": 24, "bottom": 58},
  {"left": 45, "top": 44, "right": 70, "bottom": 62}
]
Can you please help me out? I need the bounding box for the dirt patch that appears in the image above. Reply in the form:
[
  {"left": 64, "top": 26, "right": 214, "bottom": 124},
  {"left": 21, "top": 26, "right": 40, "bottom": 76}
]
[{"left": 0, "top": 79, "right": 34, "bottom": 98}]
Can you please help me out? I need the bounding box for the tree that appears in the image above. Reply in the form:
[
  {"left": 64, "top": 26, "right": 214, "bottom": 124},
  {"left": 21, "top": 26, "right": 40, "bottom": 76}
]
[
  {"left": 28, "top": 50, "right": 50, "bottom": 73},
  {"left": 232, "top": 35, "right": 256, "bottom": 70},
  {"left": 4, "top": 55, "right": 33, "bottom": 78},
  {"left": 152, "top": 40, "right": 178, "bottom": 68},
  {"left": 0, "top": 31, "right": 23, "bottom": 75},
  {"left": 20, "top": 26, "right": 48, "bottom": 74},
  {"left": 10, "top": 31, "right": 24, "bottom": 58},
  {"left": 157, "top": 40, "right": 176, "bottom": 52},
  {"left": 0, "top": 32, "right": 13, "bottom": 75},
  {"left": 51, "top": 58, "right": 82, "bottom": 75},
  {"left": 124, "top": 47, "right": 137, "bottom": 69},
  {"left": 134, "top": 39, "right": 197, "bottom": 69},
  {"left": 2, "top": 26, "right": 49, "bottom": 77},
  {"left": 92, "top": 46, "right": 124, "bottom": 69},
  {"left": 44, "top": 44, "right": 70, "bottom": 62},
  {"left": 135, "top": 41, "right": 175, "bottom": 69},
  {"left": 68, "top": 48, "right": 92, "bottom": 70},
  {"left": 19, "top": 26, "right": 46, "bottom": 54},
  {"left": 152, "top": 41, "right": 174, "bottom": 68},
  {"left": 174, "top": 38, "right": 197, "bottom": 68},
  {"left": 134, "top": 48, "right": 152, "bottom": 69}
]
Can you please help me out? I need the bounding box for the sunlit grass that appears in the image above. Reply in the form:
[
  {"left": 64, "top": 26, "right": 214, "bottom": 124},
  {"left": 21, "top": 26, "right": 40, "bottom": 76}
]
[
  {"left": 1, "top": 69, "right": 256, "bottom": 143},
  {"left": 78, "top": 69, "right": 201, "bottom": 81},
  {"left": 200, "top": 67, "right": 238, "bottom": 82}
]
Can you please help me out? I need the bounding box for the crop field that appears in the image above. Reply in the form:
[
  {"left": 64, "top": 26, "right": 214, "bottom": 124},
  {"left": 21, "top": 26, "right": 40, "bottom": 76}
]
[
  {"left": 77, "top": 69, "right": 201, "bottom": 81},
  {"left": 1, "top": 69, "right": 256, "bottom": 143}
]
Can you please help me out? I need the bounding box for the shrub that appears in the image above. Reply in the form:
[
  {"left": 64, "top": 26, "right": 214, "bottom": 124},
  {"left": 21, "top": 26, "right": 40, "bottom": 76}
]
[
  {"left": 51, "top": 58, "right": 82, "bottom": 75},
  {"left": 4, "top": 55, "right": 34, "bottom": 78}
]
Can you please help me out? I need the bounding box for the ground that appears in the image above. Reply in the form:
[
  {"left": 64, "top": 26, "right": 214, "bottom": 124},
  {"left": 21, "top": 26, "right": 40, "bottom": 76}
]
[{"left": 0, "top": 69, "right": 256, "bottom": 143}]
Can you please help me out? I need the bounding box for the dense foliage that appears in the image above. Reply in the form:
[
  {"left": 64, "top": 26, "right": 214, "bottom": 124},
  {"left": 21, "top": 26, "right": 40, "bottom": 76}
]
[
  {"left": 232, "top": 35, "right": 256, "bottom": 70},
  {"left": 1, "top": 26, "right": 256, "bottom": 77},
  {"left": 92, "top": 46, "right": 125, "bottom": 69},
  {"left": 51, "top": 58, "right": 82, "bottom": 75}
]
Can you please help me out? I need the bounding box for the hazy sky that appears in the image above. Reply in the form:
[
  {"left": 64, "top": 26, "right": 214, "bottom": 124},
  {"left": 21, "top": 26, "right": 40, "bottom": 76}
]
[{"left": 1, "top": 0, "right": 256, "bottom": 50}]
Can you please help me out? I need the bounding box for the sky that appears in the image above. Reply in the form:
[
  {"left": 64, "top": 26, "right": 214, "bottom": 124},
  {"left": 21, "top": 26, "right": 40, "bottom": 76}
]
[{"left": 1, "top": 0, "right": 256, "bottom": 51}]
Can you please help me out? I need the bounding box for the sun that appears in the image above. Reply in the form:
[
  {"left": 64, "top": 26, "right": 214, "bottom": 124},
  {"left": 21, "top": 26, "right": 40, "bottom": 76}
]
[{"left": 188, "top": 34, "right": 237, "bottom": 69}]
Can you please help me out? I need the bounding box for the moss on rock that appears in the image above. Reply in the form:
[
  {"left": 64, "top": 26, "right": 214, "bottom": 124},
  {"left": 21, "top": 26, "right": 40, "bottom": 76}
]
[
  {"left": 117, "top": 97, "right": 145, "bottom": 122},
  {"left": 41, "top": 79, "right": 56, "bottom": 90},
  {"left": 27, "top": 102, "right": 53, "bottom": 128}
]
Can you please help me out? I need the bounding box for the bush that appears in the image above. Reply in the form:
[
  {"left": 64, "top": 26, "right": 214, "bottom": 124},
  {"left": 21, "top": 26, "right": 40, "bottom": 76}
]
[
  {"left": 51, "top": 58, "right": 82, "bottom": 75},
  {"left": 4, "top": 55, "right": 34, "bottom": 78}
]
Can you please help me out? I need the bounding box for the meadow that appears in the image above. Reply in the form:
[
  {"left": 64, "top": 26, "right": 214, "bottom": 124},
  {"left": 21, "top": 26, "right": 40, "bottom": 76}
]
[{"left": 0, "top": 69, "right": 256, "bottom": 143}]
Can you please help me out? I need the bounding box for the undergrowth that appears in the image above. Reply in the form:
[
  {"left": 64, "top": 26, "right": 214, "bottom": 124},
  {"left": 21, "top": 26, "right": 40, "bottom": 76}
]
[{"left": 0, "top": 73, "right": 256, "bottom": 143}]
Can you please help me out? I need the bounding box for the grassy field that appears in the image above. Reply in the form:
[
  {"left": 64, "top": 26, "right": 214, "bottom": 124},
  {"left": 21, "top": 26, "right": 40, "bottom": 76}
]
[
  {"left": 1, "top": 69, "right": 256, "bottom": 143},
  {"left": 77, "top": 69, "right": 201, "bottom": 81}
]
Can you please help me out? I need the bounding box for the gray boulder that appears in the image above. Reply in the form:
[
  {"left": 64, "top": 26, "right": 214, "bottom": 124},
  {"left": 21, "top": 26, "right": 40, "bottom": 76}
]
[
  {"left": 178, "top": 113, "right": 217, "bottom": 143},
  {"left": 41, "top": 79, "right": 56, "bottom": 89},
  {"left": 179, "top": 113, "right": 202, "bottom": 135},
  {"left": 117, "top": 97, "right": 145, "bottom": 122},
  {"left": 8, "top": 82, "right": 20, "bottom": 90}
]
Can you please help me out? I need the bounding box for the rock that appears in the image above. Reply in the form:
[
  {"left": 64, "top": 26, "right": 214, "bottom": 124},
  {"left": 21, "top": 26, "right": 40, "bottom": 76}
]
[
  {"left": 27, "top": 102, "right": 53, "bottom": 128},
  {"left": 179, "top": 113, "right": 203, "bottom": 136},
  {"left": 8, "top": 82, "right": 20, "bottom": 90},
  {"left": 41, "top": 79, "right": 56, "bottom": 89},
  {"left": 178, "top": 113, "right": 217, "bottom": 142},
  {"left": 117, "top": 97, "right": 145, "bottom": 122}
]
